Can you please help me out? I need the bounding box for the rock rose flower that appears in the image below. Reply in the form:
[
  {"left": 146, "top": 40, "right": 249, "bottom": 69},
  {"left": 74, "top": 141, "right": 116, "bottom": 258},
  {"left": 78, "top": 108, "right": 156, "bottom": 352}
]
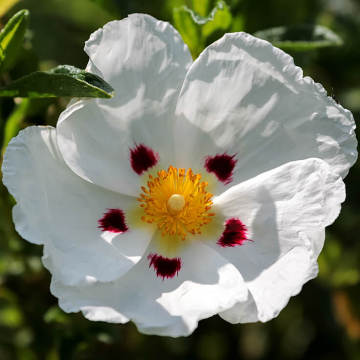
[{"left": 2, "top": 14, "right": 357, "bottom": 336}]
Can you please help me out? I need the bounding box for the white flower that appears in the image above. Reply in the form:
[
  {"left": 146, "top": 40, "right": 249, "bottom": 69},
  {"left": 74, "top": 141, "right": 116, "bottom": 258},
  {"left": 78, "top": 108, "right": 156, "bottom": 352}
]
[{"left": 2, "top": 14, "right": 357, "bottom": 337}]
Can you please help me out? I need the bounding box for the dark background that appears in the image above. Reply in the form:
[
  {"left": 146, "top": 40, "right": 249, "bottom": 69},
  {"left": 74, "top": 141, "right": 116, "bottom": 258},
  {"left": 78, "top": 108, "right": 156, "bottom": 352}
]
[{"left": 0, "top": 0, "right": 359, "bottom": 359}]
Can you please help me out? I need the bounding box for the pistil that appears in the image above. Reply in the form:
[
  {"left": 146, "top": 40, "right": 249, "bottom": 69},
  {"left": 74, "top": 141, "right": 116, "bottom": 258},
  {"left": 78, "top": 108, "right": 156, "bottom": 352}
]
[{"left": 167, "top": 194, "right": 185, "bottom": 215}]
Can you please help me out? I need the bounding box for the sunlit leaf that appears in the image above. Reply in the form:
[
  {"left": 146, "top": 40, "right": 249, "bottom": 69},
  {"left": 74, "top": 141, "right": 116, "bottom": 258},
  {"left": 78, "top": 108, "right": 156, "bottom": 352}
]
[
  {"left": 0, "top": 0, "right": 21, "bottom": 18},
  {"left": 202, "top": 1, "right": 232, "bottom": 38},
  {"left": 254, "top": 24, "right": 343, "bottom": 51},
  {"left": 173, "top": 1, "right": 232, "bottom": 58},
  {"left": 192, "top": 0, "right": 210, "bottom": 17},
  {"left": 181, "top": 0, "right": 229, "bottom": 25},
  {"left": 173, "top": 6, "right": 202, "bottom": 58},
  {"left": 0, "top": 9, "right": 29, "bottom": 73},
  {"left": 0, "top": 65, "right": 114, "bottom": 98}
]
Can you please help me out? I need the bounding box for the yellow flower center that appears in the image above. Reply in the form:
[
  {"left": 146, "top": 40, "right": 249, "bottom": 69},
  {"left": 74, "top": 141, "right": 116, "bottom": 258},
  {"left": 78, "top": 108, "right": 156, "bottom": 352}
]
[{"left": 138, "top": 166, "right": 214, "bottom": 240}]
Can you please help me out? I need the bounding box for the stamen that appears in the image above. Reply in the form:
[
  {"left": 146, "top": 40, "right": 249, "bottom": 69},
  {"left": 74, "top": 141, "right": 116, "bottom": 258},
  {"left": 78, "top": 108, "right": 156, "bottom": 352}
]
[
  {"left": 217, "top": 218, "right": 248, "bottom": 247},
  {"left": 98, "top": 209, "right": 128, "bottom": 233},
  {"left": 138, "top": 166, "right": 214, "bottom": 240},
  {"left": 204, "top": 153, "right": 237, "bottom": 184},
  {"left": 148, "top": 253, "right": 181, "bottom": 279}
]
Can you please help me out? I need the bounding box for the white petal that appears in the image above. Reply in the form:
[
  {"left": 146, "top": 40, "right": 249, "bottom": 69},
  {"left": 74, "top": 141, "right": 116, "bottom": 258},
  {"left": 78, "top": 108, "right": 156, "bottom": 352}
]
[
  {"left": 220, "top": 241, "right": 317, "bottom": 323},
  {"left": 57, "top": 14, "right": 192, "bottom": 195},
  {"left": 50, "top": 241, "right": 248, "bottom": 337},
  {"left": 220, "top": 292, "right": 259, "bottom": 324},
  {"left": 175, "top": 32, "right": 357, "bottom": 188},
  {"left": 2, "top": 126, "right": 153, "bottom": 285},
  {"left": 211, "top": 158, "right": 345, "bottom": 322}
]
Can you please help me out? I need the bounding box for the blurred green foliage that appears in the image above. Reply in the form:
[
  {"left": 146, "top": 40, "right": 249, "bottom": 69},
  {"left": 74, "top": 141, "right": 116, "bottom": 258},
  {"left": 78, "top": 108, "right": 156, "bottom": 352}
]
[
  {"left": 0, "top": 9, "right": 29, "bottom": 73},
  {"left": 254, "top": 24, "right": 343, "bottom": 51},
  {"left": 0, "top": 0, "right": 359, "bottom": 359}
]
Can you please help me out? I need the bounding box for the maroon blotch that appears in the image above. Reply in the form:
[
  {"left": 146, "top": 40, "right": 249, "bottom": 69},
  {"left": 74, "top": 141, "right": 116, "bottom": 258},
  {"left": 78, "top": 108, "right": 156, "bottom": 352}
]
[
  {"left": 130, "top": 144, "right": 159, "bottom": 175},
  {"left": 98, "top": 209, "right": 128, "bottom": 233},
  {"left": 217, "top": 218, "right": 248, "bottom": 247},
  {"left": 204, "top": 153, "right": 237, "bottom": 184},
  {"left": 148, "top": 253, "right": 181, "bottom": 279}
]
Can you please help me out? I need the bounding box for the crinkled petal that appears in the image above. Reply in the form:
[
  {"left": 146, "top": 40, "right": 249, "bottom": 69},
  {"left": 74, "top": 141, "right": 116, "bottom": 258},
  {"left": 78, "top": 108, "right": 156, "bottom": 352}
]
[
  {"left": 210, "top": 158, "right": 345, "bottom": 322},
  {"left": 220, "top": 240, "right": 317, "bottom": 323},
  {"left": 220, "top": 292, "right": 259, "bottom": 324},
  {"left": 50, "top": 241, "right": 248, "bottom": 337},
  {"left": 175, "top": 32, "right": 357, "bottom": 191},
  {"left": 57, "top": 14, "right": 192, "bottom": 195},
  {"left": 2, "top": 126, "right": 153, "bottom": 285}
]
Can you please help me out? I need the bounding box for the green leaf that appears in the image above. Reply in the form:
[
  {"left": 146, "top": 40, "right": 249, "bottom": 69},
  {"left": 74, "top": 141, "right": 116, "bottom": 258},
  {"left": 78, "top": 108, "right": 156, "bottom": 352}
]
[
  {"left": 0, "top": 65, "right": 114, "bottom": 98},
  {"left": 181, "top": 0, "right": 229, "bottom": 25},
  {"left": 2, "top": 98, "right": 29, "bottom": 151},
  {"left": 0, "top": 9, "right": 29, "bottom": 73},
  {"left": 202, "top": 1, "right": 232, "bottom": 39},
  {"left": 192, "top": 0, "right": 210, "bottom": 17},
  {"left": 254, "top": 24, "right": 343, "bottom": 52},
  {"left": 173, "top": 6, "right": 202, "bottom": 58},
  {"left": 173, "top": 1, "right": 232, "bottom": 58}
]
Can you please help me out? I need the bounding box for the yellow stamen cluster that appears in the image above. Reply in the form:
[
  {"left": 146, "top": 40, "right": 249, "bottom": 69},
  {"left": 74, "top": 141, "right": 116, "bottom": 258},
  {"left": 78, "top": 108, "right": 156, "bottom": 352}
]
[{"left": 138, "top": 166, "right": 214, "bottom": 240}]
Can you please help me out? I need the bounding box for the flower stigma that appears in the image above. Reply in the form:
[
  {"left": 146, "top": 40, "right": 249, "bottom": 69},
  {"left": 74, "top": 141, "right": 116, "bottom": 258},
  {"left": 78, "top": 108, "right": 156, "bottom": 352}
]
[
  {"left": 138, "top": 166, "right": 215, "bottom": 241},
  {"left": 167, "top": 194, "right": 185, "bottom": 215}
]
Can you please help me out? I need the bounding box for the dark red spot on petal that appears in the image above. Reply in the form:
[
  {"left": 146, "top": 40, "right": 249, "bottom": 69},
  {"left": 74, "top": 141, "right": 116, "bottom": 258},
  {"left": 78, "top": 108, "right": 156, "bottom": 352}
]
[
  {"left": 130, "top": 144, "right": 159, "bottom": 175},
  {"left": 204, "top": 153, "right": 237, "bottom": 184},
  {"left": 98, "top": 209, "right": 128, "bottom": 233},
  {"left": 148, "top": 253, "right": 181, "bottom": 279},
  {"left": 217, "top": 218, "right": 248, "bottom": 247}
]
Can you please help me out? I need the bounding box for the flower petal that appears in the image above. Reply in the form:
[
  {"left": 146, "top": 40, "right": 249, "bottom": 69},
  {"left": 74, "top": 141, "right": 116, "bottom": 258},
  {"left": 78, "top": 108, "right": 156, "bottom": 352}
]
[
  {"left": 175, "top": 32, "right": 357, "bottom": 190},
  {"left": 211, "top": 158, "right": 345, "bottom": 322},
  {"left": 220, "top": 242, "right": 317, "bottom": 323},
  {"left": 50, "top": 241, "right": 248, "bottom": 337},
  {"left": 2, "top": 126, "right": 153, "bottom": 285},
  {"left": 57, "top": 14, "right": 192, "bottom": 195},
  {"left": 220, "top": 292, "right": 259, "bottom": 324}
]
